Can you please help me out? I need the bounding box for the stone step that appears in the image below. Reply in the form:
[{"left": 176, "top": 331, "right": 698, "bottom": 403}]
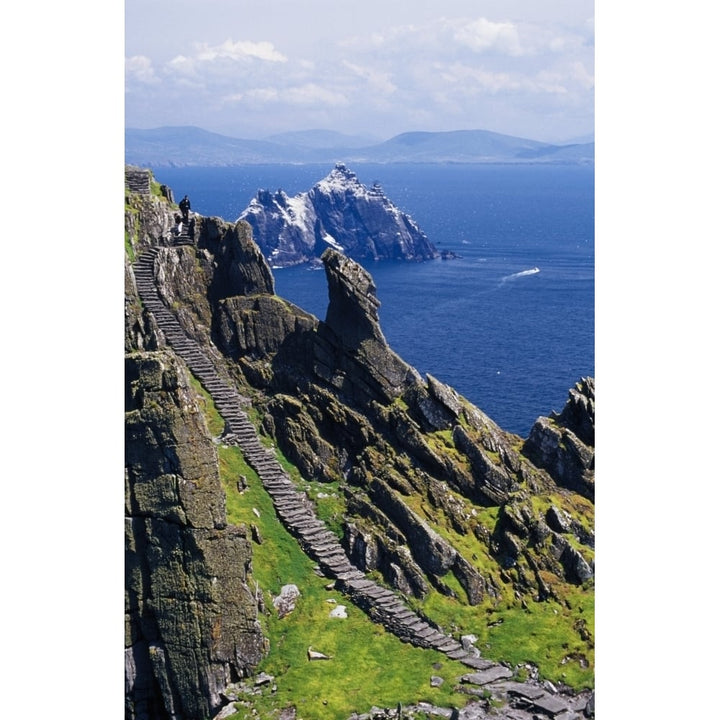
[
  {"left": 423, "top": 631, "right": 449, "bottom": 645},
  {"left": 413, "top": 626, "right": 440, "bottom": 640},
  {"left": 276, "top": 498, "right": 312, "bottom": 510},
  {"left": 403, "top": 619, "right": 431, "bottom": 633},
  {"left": 335, "top": 570, "right": 365, "bottom": 582},
  {"left": 263, "top": 478, "right": 294, "bottom": 489},
  {"left": 311, "top": 540, "right": 343, "bottom": 556},
  {"left": 436, "top": 641, "right": 463, "bottom": 653},
  {"left": 445, "top": 648, "right": 470, "bottom": 660},
  {"left": 303, "top": 525, "right": 337, "bottom": 539},
  {"left": 390, "top": 609, "right": 417, "bottom": 620}
]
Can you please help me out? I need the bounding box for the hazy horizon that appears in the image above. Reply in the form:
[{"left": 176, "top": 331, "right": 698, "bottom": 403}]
[{"left": 125, "top": 123, "right": 596, "bottom": 148}]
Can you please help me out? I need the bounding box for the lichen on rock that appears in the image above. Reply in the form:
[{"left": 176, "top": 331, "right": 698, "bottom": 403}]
[{"left": 125, "top": 351, "right": 265, "bottom": 720}]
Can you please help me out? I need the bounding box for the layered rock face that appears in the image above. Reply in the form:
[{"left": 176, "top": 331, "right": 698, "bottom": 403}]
[
  {"left": 522, "top": 378, "right": 595, "bottom": 501},
  {"left": 315, "top": 248, "right": 423, "bottom": 405},
  {"left": 125, "top": 352, "right": 265, "bottom": 720},
  {"left": 217, "top": 247, "right": 594, "bottom": 606},
  {"left": 238, "top": 163, "right": 439, "bottom": 266},
  {"left": 125, "top": 180, "right": 275, "bottom": 352}
]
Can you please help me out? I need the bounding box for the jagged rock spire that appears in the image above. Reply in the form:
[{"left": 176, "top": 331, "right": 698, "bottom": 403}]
[
  {"left": 314, "top": 249, "right": 421, "bottom": 404},
  {"left": 322, "top": 247, "right": 385, "bottom": 348}
]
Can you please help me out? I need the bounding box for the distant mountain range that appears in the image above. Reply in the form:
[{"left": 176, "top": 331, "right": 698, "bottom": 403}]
[{"left": 125, "top": 126, "right": 594, "bottom": 167}]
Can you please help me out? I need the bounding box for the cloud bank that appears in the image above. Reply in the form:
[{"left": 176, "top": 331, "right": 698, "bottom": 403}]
[{"left": 125, "top": 4, "right": 594, "bottom": 143}]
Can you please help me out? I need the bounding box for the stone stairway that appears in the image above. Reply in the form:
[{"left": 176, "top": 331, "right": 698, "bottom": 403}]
[
  {"left": 132, "top": 243, "right": 507, "bottom": 670},
  {"left": 174, "top": 220, "right": 195, "bottom": 246},
  {"left": 125, "top": 167, "right": 151, "bottom": 195}
]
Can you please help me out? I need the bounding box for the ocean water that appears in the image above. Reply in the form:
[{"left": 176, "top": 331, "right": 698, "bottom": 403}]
[{"left": 152, "top": 164, "right": 594, "bottom": 436}]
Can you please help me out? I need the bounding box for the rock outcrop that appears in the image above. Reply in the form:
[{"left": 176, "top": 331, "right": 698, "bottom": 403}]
[
  {"left": 238, "top": 163, "right": 439, "bottom": 266},
  {"left": 522, "top": 378, "right": 595, "bottom": 501},
  {"left": 125, "top": 351, "right": 265, "bottom": 720},
  {"left": 315, "top": 248, "right": 423, "bottom": 406}
]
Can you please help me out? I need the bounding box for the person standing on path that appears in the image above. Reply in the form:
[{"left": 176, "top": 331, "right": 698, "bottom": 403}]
[{"left": 179, "top": 195, "right": 191, "bottom": 224}]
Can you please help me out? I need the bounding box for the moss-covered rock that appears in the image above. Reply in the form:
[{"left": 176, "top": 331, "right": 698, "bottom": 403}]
[
  {"left": 125, "top": 351, "right": 265, "bottom": 720},
  {"left": 522, "top": 378, "right": 595, "bottom": 501}
]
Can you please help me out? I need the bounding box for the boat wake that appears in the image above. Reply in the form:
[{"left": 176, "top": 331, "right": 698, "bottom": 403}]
[{"left": 500, "top": 267, "right": 540, "bottom": 283}]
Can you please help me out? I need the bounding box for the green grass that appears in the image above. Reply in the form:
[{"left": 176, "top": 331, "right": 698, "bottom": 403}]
[
  {"left": 150, "top": 176, "right": 164, "bottom": 198},
  {"left": 125, "top": 230, "right": 136, "bottom": 263},
  {"left": 483, "top": 591, "right": 594, "bottom": 689},
  {"left": 179, "top": 368, "right": 475, "bottom": 718},
  {"left": 383, "top": 482, "right": 594, "bottom": 690},
  {"left": 186, "top": 370, "right": 594, "bottom": 714},
  {"left": 217, "top": 441, "right": 474, "bottom": 720},
  {"left": 300, "top": 479, "right": 346, "bottom": 538},
  {"left": 417, "top": 581, "right": 594, "bottom": 690},
  {"left": 187, "top": 375, "right": 225, "bottom": 436}
]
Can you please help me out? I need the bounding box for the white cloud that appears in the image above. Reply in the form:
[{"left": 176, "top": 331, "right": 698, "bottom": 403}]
[
  {"left": 162, "top": 38, "right": 287, "bottom": 79},
  {"left": 437, "top": 63, "right": 521, "bottom": 94},
  {"left": 285, "top": 83, "right": 349, "bottom": 107},
  {"left": 570, "top": 61, "right": 595, "bottom": 90},
  {"left": 343, "top": 17, "right": 527, "bottom": 57},
  {"left": 223, "top": 83, "right": 348, "bottom": 108},
  {"left": 431, "top": 60, "right": 595, "bottom": 100},
  {"left": 531, "top": 71, "right": 569, "bottom": 95},
  {"left": 453, "top": 18, "right": 523, "bottom": 56},
  {"left": 195, "top": 39, "right": 287, "bottom": 63},
  {"left": 225, "top": 87, "right": 280, "bottom": 104},
  {"left": 126, "top": 55, "right": 160, "bottom": 84},
  {"left": 343, "top": 61, "right": 397, "bottom": 95},
  {"left": 125, "top": 3, "right": 594, "bottom": 140},
  {"left": 166, "top": 54, "right": 198, "bottom": 76}
]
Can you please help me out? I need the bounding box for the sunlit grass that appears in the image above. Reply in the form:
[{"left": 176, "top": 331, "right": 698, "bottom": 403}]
[
  {"left": 382, "top": 479, "right": 594, "bottom": 690},
  {"left": 187, "top": 375, "right": 225, "bottom": 436},
  {"left": 188, "top": 369, "right": 594, "bottom": 714},
  {"left": 484, "top": 590, "right": 594, "bottom": 689},
  {"left": 216, "top": 441, "right": 473, "bottom": 719}
]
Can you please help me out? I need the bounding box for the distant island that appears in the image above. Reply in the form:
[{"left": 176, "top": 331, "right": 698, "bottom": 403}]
[
  {"left": 125, "top": 125, "right": 594, "bottom": 167},
  {"left": 238, "top": 163, "right": 438, "bottom": 267}
]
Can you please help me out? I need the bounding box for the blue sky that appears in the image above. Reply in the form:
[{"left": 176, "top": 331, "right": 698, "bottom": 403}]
[{"left": 125, "top": 0, "right": 594, "bottom": 143}]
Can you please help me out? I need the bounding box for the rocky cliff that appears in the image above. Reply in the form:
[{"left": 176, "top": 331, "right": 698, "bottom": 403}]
[
  {"left": 125, "top": 351, "right": 265, "bottom": 720},
  {"left": 125, "top": 167, "right": 594, "bottom": 719},
  {"left": 237, "top": 163, "right": 439, "bottom": 267}
]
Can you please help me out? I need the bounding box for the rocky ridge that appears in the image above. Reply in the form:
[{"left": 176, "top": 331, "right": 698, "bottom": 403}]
[
  {"left": 238, "top": 163, "right": 439, "bottom": 267},
  {"left": 125, "top": 167, "right": 595, "bottom": 719}
]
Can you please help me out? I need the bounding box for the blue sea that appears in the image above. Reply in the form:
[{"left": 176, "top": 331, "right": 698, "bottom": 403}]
[{"left": 152, "top": 164, "right": 594, "bottom": 437}]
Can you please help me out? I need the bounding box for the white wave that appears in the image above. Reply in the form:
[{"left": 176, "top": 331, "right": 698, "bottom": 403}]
[{"left": 500, "top": 266, "right": 540, "bottom": 283}]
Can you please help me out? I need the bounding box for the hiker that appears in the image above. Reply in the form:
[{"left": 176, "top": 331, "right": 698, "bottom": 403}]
[{"left": 179, "top": 195, "right": 191, "bottom": 223}]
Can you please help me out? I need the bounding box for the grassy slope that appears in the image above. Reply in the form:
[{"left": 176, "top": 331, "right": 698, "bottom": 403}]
[
  {"left": 189, "top": 377, "right": 475, "bottom": 719},
  {"left": 397, "top": 479, "right": 594, "bottom": 689},
  {"left": 187, "top": 354, "right": 594, "bottom": 719}
]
